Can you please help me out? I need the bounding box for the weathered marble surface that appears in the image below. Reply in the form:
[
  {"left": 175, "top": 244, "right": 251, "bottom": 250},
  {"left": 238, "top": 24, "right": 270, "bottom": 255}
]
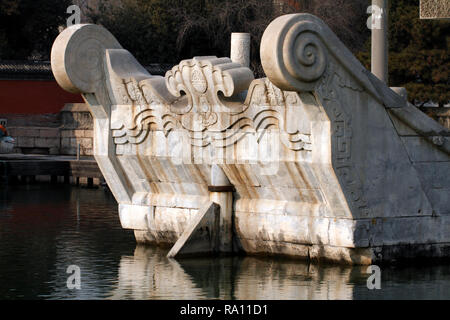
[{"left": 51, "top": 14, "right": 450, "bottom": 264}]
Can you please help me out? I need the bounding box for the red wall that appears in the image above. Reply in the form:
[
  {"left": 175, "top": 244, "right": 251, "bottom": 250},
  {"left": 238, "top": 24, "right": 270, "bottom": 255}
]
[{"left": 0, "top": 80, "right": 83, "bottom": 114}]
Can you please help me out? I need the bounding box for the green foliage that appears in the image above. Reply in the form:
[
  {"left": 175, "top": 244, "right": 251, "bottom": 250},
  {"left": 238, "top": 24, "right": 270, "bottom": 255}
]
[
  {"left": 357, "top": 0, "right": 449, "bottom": 106},
  {"left": 0, "top": 0, "right": 71, "bottom": 60}
]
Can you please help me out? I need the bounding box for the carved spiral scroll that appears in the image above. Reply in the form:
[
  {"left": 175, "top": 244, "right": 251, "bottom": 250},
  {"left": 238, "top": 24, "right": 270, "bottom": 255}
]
[
  {"left": 261, "top": 14, "right": 328, "bottom": 92},
  {"left": 51, "top": 24, "right": 122, "bottom": 93}
]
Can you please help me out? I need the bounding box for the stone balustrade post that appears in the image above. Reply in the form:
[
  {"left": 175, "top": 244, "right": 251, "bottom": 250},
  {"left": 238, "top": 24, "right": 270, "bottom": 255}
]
[{"left": 230, "top": 33, "right": 251, "bottom": 68}]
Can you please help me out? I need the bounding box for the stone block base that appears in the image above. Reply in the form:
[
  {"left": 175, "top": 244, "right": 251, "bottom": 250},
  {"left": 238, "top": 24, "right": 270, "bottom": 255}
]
[
  {"left": 134, "top": 229, "right": 450, "bottom": 265},
  {"left": 124, "top": 203, "right": 450, "bottom": 265}
]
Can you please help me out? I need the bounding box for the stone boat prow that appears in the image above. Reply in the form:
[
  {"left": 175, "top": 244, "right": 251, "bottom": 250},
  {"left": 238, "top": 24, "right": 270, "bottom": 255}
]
[{"left": 51, "top": 13, "right": 450, "bottom": 264}]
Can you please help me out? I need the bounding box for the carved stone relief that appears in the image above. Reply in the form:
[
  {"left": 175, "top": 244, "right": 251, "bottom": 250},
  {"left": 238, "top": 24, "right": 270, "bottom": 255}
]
[
  {"left": 317, "top": 62, "right": 369, "bottom": 217},
  {"left": 111, "top": 58, "right": 312, "bottom": 154}
]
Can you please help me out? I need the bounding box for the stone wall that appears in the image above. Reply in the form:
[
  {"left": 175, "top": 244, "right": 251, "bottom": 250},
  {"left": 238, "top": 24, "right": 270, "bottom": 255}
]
[
  {"left": 60, "top": 103, "right": 94, "bottom": 156},
  {"left": 5, "top": 103, "right": 93, "bottom": 156},
  {"left": 8, "top": 126, "right": 60, "bottom": 154}
]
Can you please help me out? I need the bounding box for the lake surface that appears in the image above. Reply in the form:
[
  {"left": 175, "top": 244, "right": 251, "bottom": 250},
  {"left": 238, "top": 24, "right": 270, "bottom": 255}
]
[{"left": 1, "top": 184, "right": 449, "bottom": 300}]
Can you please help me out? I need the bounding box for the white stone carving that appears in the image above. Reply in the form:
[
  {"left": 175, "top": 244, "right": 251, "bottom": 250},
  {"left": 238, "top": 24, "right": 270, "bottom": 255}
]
[
  {"left": 261, "top": 14, "right": 328, "bottom": 92},
  {"left": 51, "top": 13, "right": 450, "bottom": 265}
]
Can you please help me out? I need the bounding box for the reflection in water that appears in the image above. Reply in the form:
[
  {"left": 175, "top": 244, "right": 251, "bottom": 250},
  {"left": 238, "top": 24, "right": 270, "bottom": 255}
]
[
  {"left": 111, "top": 246, "right": 205, "bottom": 300},
  {"left": 0, "top": 184, "right": 135, "bottom": 300},
  {"left": 1, "top": 185, "right": 450, "bottom": 300},
  {"left": 112, "top": 246, "right": 450, "bottom": 300},
  {"left": 112, "top": 246, "right": 360, "bottom": 300}
]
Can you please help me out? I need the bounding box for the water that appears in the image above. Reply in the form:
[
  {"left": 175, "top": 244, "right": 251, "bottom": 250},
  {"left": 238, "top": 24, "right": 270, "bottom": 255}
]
[{"left": 1, "top": 185, "right": 449, "bottom": 300}]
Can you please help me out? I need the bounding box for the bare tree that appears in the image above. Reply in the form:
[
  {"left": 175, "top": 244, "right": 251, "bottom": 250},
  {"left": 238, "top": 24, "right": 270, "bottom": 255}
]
[
  {"left": 171, "top": 0, "right": 369, "bottom": 76},
  {"left": 171, "top": 0, "right": 276, "bottom": 76},
  {"left": 88, "top": 0, "right": 370, "bottom": 77}
]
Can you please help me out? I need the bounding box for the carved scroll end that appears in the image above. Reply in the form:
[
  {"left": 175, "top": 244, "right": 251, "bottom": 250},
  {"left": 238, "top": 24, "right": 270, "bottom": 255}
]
[
  {"left": 165, "top": 56, "right": 254, "bottom": 100},
  {"left": 51, "top": 24, "right": 122, "bottom": 94},
  {"left": 261, "top": 14, "right": 329, "bottom": 93}
]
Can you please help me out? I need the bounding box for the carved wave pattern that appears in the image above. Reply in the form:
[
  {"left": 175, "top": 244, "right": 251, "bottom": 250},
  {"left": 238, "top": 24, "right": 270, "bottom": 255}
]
[
  {"left": 112, "top": 64, "right": 311, "bottom": 152},
  {"left": 112, "top": 78, "right": 177, "bottom": 144},
  {"left": 183, "top": 110, "right": 311, "bottom": 150}
]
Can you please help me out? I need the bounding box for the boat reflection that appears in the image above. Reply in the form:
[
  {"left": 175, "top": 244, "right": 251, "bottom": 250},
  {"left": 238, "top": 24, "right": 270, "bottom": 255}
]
[{"left": 111, "top": 245, "right": 370, "bottom": 300}]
